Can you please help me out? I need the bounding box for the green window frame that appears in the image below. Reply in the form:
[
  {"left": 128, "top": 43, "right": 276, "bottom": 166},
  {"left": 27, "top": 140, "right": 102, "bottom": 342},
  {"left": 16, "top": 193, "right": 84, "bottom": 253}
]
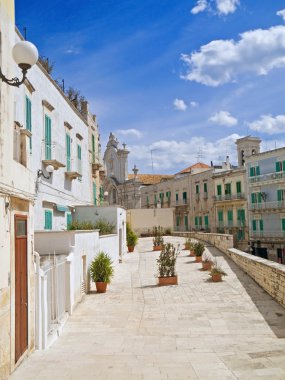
[
  {"left": 195, "top": 216, "right": 199, "bottom": 226},
  {"left": 236, "top": 181, "right": 241, "bottom": 194},
  {"left": 77, "top": 144, "right": 82, "bottom": 160},
  {"left": 175, "top": 193, "right": 178, "bottom": 202},
  {"left": 66, "top": 133, "right": 71, "bottom": 171},
  {"left": 183, "top": 191, "right": 187, "bottom": 201},
  {"left": 249, "top": 166, "right": 260, "bottom": 177},
  {"left": 277, "top": 189, "right": 284, "bottom": 202},
  {"left": 225, "top": 183, "right": 231, "bottom": 195},
  {"left": 92, "top": 134, "right": 96, "bottom": 163},
  {"left": 184, "top": 215, "right": 188, "bottom": 228},
  {"left": 93, "top": 182, "right": 97, "bottom": 205},
  {"left": 204, "top": 215, "right": 209, "bottom": 227},
  {"left": 45, "top": 115, "right": 52, "bottom": 160},
  {"left": 155, "top": 194, "right": 158, "bottom": 204},
  {"left": 196, "top": 185, "right": 199, "bottom": 194},
  {"left": 252, "top": 220, "right": 257, "bottom": 231},
  {"left": 176, "top": 216, "right": 180, "bottom": 226},
  {"left": 282, "top": 218, "right": 285, "bottom": 231},
  {"left": 166, "top": 191, "right": 171, "bottom": 200},
  {"left": 67, "top": 213, "right": 72, "bottom": 229},
  {"left": 276, "top": 161, "right": 285, "bottom": 172},
  {"left": 251, "top": 192, "right": 261, "bottom": 204},
  {"left": 237, "top": 209, "right": 245, "bottom": 225},
  {"left": 204, "top": 183, "right": 207, "bottom": 193},
  {"left": 44, "top": 210, "right": 52, "bottom": 230},
  {"left": 259, "top": 220, "right": 264, "bottom": 231},
  {"left": 217, "top": 184, "right": 222, "bottom": 196},
  {"left": 227, "top": 210, "right": 233, "bottom": 222},
  {"left": 25, "top": 96, "right": 32, "bottom": 151},
  {"left": 218, "top": 210, "right": 223, "bottom": 222}
]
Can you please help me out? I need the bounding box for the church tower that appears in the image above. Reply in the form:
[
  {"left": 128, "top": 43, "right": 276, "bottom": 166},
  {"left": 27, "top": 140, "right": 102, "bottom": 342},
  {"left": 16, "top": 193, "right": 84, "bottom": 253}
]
[{"left": 235, "top": 136, "right": 261, "bottom": 167}]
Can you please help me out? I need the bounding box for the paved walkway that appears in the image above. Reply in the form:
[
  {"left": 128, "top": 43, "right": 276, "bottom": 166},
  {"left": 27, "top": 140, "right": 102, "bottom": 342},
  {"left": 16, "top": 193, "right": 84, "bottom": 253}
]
[{"left": 10, "top": 237, "right": 285, "bottom": 380}]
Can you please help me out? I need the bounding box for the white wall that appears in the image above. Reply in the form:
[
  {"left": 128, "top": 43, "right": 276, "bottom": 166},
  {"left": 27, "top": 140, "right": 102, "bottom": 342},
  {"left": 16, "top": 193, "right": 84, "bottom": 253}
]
[{"left": 127, "top": 208, "right": 175, "bottom": 235}]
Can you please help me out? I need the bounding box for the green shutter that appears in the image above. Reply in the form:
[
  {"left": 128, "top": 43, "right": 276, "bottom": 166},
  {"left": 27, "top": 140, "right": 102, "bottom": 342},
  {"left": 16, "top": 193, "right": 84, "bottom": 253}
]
[
  {"left": 183, "top": 192, "right": 187, "bottom": 200},
  {"left": 251, "top": 193, "right": 256, "bottom": 204},
  {"left": 176, "top": 216, "right": 180, "bottom": 226},
  {"left": 184, "top": 215, "right": 188, "bottom": 228},
  {"left": 204, "top": 183, "right": 207, "bottom": 193},
  {"left": 77, "top": 144, "right": 81, "bottom": 160},
  {"left": 204, "top": 215, "right": 209, "bottom": 226},
  {"left": 195, "top": 216, "right": 198, "bottom": 226},
  {"left": 227, "top": 210, "right": 233, "bottom": 222},
  {"left": 199, "top": 216, "right": 202, "bottom": 226},
  {"left": 217, "top": 185, "right": 222, "bottom": 196},
  {"left": 238, "top": 209, "right": 245, "bottom": 221},
  {"left": 249, "top": 167, "right": 254, "bottom": 177},
  {"left": 258, "top": 192, "right": 262, "bottom": 203},
  {"left": 282, "top": 219, "right": 285, "bottom": 231},
  {"left": 276, "top": 162, "right": 281, "bottom": 172},
  {"left": 236, "top": 181, "right": 241, "bottom": 193},
  {"left": 196, "top": 185, "right": 199, "bottom": 194},
  {"left": 277, "top": 189, "right": 283, "bottom": 202},
  {"left": 100, "top": 186, "right": 104, "bottom": 203},
  {"left": 93, "top": 182, "right": 97, "bottom": 205},
  {"left": 67, "top": 213, "right": 72, "bottom": 228},
  {"left": 283, "top": 161, "right": 285, "bottom": 172},
  {"left": 45, "top": 115, "right": 52, "bottom": 160},
  {"left": 26, "top": 96, "right": 32, "bottom": 152},
  {"left": 146, "top": 196, "right": 149, "bottom": 205},
  {"left": 225, "top": 183, "right": 231, "bottom": 195},
  {"left": 66, "top": 133, "right": 71, "bottom": 171},
  {"left": 256, "top": 166, "right": 260, "bottom": 176},
  {"left": 44, "top": 210, "right": 52, "bottom": 230},
  {"left": 252, "top": 220, "right": 257, "bottom": 231},
  {"left": 218, "top": 210, "right": 223, "bottom": 222},
  {"left": 155, "top": 194, "right": 157, "bottom": 204},
  {"left": 92, "top": 134, "right": 95, "bottom": 163},
  {"left": 259, "top": 220, "right": 264, "bottom": 231},
  {"left": 175, "top": 193, "right": 178, "bottom": 201}
]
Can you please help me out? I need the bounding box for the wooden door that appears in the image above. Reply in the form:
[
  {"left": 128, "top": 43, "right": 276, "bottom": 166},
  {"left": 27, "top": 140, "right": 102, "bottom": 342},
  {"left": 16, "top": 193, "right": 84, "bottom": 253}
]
[{"left": 15, "top": 216, "right": 28, "bottom": 362}]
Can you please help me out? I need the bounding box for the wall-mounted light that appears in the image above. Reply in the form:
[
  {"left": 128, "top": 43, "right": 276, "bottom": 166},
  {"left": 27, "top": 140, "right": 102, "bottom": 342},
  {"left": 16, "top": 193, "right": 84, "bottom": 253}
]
[
  {"left": 0, "top": 41, "right": 38, "bottom": 87},
  {"left": 37, "top": 165, "right": 54, "bottom": 179}
]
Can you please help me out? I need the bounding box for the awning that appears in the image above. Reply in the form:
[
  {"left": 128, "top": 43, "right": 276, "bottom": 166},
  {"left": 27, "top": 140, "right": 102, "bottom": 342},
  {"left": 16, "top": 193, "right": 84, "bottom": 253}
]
[{"left": 56, "top": 204, "right": 70, "bottom": 213}]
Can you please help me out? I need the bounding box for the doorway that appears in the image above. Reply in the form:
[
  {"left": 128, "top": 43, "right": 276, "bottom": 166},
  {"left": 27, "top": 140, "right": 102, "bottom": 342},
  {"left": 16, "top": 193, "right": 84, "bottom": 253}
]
[{"left": 15, "top": 215, "right": 28, "bottom": 362}]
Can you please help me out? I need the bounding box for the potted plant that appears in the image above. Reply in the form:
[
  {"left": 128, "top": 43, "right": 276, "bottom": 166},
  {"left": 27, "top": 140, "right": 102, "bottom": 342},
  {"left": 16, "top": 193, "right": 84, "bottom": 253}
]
[
  {"left": 193, "top": 242, "right": 205, "bottom": 263},
  {"left": 202, "top": 253, "right": 212, "bottom": 271},
  {"left": 126, "top": 223, "right": 138, "bottom": 252},
  {"left": 153, "top": 226, "right": 164, "bottom": 251},
  {"left": 89, "top": 251, "right": 114, "bottom": 293},
  {"left": 209, "top": 261, "right": 227, "bottom": 282},
  {"left": 184, "top": 237, "right": 192, "bottom": 250},
  {"left": 157, "top": 243, "right": 178, "bottom": 285}
]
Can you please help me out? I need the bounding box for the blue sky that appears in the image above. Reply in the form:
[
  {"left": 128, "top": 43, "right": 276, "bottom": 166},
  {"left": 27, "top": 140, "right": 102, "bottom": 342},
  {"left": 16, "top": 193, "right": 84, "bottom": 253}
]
[{"left": 16, "top": 0, "right": 285, "bottom": 174}]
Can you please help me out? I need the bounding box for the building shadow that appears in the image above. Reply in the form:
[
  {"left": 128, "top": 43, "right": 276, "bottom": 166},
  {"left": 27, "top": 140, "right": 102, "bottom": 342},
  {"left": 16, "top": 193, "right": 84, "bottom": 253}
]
[{"left": 208, "top": 246, "right": 285, "bottom": 339}]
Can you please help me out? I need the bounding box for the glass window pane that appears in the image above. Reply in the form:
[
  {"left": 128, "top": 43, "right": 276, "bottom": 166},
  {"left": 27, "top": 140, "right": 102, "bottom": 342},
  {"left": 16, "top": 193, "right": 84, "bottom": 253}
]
[{"left": 16, "top": 219, "right": 27, "bottom": 236}]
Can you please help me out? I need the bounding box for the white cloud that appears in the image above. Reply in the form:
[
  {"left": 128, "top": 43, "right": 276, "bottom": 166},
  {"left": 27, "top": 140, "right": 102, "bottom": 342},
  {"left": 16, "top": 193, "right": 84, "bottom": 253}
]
[
  {"left": 209, "top": 110, "right": 238, "bottom": 126},
  {"left": 247, "top": 114, "right": 285, "bottom": 135},
  {"left": 216, "top": 0, "right": 239, "bottom": 15},
  {"left": 191, "top": 0, "right": 208, "bottom": 14},
  {"left": 173, "top": 98, "right": 187, "bottom": 111},
  {"left": 181, "top": 25, "right": 285, "bottom": 86},
  {"left": 116, "top": 128, "right": 142, "bottom": 138},
  {"left": 129, "top": 133, "right": 241, "bottom": 172},
  {"left": 277, "top": 9, "right": 285, "bottom": 21},
  {"left": 190, "top": 101, "right": 199, "bottom": 108}
]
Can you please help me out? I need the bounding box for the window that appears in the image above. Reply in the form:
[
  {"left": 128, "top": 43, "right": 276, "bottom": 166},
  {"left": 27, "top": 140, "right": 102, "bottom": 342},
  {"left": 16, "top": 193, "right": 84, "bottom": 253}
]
[
  {"left": 184, "top": 215, "right": 188, "bottom": 229},
  {"left": 251, "top": 192, "right": 261, "bottom": 204},
  {"left": 183, "top": 191, "right": 187, "bottom": 203},
  {"left": 236, "top": 181, "right": 242, "bottom": 194},
  {"left": 237, "top": 229, "right": 245, "bottom": 240},
  {"left": 237, "top": 209, "right": 245, "bottom": 226},
  {"left": 25, "top": 96, "right": 32, "bottom": 152},
  {"left": 67, "top": 213, "right": 72, "bottom": 228},
  {"left": 227, "top": 210, "right": 233, "bottom": 225},
  {"left": 204, "top": 215, "right": 209, "bottom": 227},
  {"left": 225, "top": 183, "right": 231, "bottom": 196},
  {"left": 196, "top": 184, "right": 200, "bottom": 194},
  {"left": 146, "top": 196, "right": 149, "bottom": 205},
  {"left": 282, "top": 218, "right": 285, "bottom": 231},
  {"left": 92, "top": 134, "right": 96, "bottom": 163},
  {"left": 176, "top": 216, "right": 180, "bottom": 226},
  {"left": 218, "top": 210, "right": 223, "bottom": 224},
  {"left": 204, "top": 183, "right": 207, "bottom": 193},
  {"left": 93, "top": 182, "right": 97, "bottom": 205},
  {"left": 249, "top": 166, "right": 260, "bottom": 177},
  {"left": 277, "top": 189, "right": 285, "bottom": 203},
  {"left": 44, "top": 210, "right": 52, "bottom": 230},
  {"left": 276, "top": 161, "right": 285, "bottom": 172},
  {"left": 66, "top": 132, "right": 71, "bottom": 171},
  {"left": 155, "top": 194, "right": 158, "bottom": 205},
  {"left": 217, "top": 184, "right": 222, "bottom": 196},
  {"left": 195, "top": 216, "right": 199, "bottom": 227},
  {"left": 77, "top": 144, "right": 82, "bottom": 180},
  {"left": 252, "top": 219, "right": 263, "bottom": 232},
  {"left": 45, "top": 115, "right": 52, "bottom": 160},
  {"left": 166, "top": 191, "right": 171, "bottom": 201},
  {"left": 175, "top": 193, "right": 178, "bottom": 202}
]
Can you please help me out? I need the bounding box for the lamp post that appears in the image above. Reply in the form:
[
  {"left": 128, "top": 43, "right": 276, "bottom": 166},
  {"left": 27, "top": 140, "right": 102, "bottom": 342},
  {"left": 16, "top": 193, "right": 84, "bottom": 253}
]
[
  {"left": 132, "top": 165, "right": 139, "bottom": 208},
  {"left": 0, "top": 40, "right": 38, "bottom": 87}
]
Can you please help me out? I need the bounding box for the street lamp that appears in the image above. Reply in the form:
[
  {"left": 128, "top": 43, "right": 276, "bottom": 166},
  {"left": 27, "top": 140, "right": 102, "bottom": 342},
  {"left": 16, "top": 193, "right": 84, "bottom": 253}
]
[
  {"left": 37, "top": 165, "right": 54, "bottom": 180},
  {"left": 0, "top": 41, "right": 38, "bottom": 87}
]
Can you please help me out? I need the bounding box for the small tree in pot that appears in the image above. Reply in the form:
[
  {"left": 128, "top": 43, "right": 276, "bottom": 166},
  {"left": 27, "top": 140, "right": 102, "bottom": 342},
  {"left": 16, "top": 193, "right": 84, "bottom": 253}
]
[
  {"left": 89, "top": 251, "right": 114, "bottom": 293},
  {"left": 209, "top": 261, "right": 227, "bottom": 282},
  {"left": 153, "top": 226, "right": 164, "bottom": 251},
  {"left": 157, "top": 243, "right": 178, "bottom": 285},
  {"left": 193, "top": 242, "right": 205, "bottom": 263},
  {"left": 202, "top": 253, "right": 212, "bottom": 271},
  {"left": 126, "top": 223, "right": 138, "bottom": 252}
]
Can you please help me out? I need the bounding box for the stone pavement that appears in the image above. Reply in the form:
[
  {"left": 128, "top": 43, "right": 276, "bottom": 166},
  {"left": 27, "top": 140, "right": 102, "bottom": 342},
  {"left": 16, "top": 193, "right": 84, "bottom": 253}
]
[{"left": 10, "top": 237, "right": 285, "bottom": 380}]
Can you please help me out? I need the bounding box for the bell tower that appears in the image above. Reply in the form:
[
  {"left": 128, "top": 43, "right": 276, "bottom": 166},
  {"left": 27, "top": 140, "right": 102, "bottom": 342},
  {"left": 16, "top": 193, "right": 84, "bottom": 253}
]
[{"left": 236, "top": 136, "right": 261, "bottom": 167}]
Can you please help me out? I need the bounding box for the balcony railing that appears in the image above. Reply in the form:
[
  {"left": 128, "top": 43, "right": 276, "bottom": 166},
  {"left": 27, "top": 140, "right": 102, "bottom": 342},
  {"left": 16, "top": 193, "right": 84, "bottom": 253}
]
[
  {"left": 251, "top": 231, "right": 285, "bottom": 239},
  {"left": 203, "top": 192, "right": 208, "bottom": 199},
  {"left": 65, "top": 159, "right": 82, "bottom": 180},
  {"left": 250, "top": 201, "right": 285, "bottom": 211},
  {"left": 175, "top": 199, "right": 188, "bottom": 206},
  {"left": 42, "top": 141, "right": 66, "bottom": 169},
  {"left": 214, "top": 193, "right": 245, "bottom": 201},
  {"left": 195, "top": 193, "right": 200, "bottom": 201},
  {"left": 249, "top": 171, "right": 285, "bottom": 184}
]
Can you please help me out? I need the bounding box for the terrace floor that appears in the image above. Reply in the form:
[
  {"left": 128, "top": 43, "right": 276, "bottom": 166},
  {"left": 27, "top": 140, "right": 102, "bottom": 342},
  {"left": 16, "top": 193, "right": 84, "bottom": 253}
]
[{"left": 10, "top": 236, "right": 285, "bottom": 380}]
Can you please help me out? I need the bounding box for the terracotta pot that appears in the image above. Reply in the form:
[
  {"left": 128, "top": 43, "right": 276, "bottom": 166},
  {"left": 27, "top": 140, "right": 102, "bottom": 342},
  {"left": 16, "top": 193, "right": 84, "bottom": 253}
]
[
  {"left": 158, "top": 276, "right": 178, "bottom": 286},
  {"left": 189, "top": 250, "right": 195, "bottom": 257},
  {"left": 184, "top": 244, "right": 190, "bottom": 250},
  {"left": 95, "top": 282, "right": 108, "bottom": 293},
  {"left": 153, "top": 245, "right": 162, "bottom": 251},
  {"left": 211, "top": 273, "right": 222, "bottom": 282},
  {"left": 128, "top": 246, "right": 134, "bottom": 253},
  {"left": 202, "top": 261, "right": 212, "bottom": 271},
  {"left": 195, "top": 255, "right": 202, "bottom": 263}
]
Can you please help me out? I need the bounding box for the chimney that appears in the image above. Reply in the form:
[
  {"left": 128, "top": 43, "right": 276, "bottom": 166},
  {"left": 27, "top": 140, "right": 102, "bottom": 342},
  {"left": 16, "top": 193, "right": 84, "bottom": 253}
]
[{"left": 81, "top": 100, "right": 88, "bottom": 115}]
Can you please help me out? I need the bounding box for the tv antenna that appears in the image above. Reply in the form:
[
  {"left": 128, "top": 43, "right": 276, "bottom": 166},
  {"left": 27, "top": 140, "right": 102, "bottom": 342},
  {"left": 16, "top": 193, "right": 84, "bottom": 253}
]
[
  {"left": 196, "top": 147, "right": 204, "bottom": 162},
  {"left": 150, "top": 149, "right": 158, "bottom": 173}
]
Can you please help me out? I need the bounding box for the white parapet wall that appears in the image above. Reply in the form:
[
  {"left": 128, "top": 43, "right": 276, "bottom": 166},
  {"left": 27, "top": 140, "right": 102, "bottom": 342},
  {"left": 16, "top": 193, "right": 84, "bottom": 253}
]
[{"left": 127, "top": 208, "right": 175, "bottom": 235}]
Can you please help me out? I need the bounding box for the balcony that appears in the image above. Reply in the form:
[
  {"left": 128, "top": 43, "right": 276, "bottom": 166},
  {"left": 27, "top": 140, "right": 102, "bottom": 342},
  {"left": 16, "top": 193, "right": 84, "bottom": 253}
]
[
  {"left": 203, "top": 192, "right": 208, "bottom": 200},
  {"left": 65, "top": 159, "right": 82, "bottom": 180},
  {"left": 251, "top": 231, "right": 285, "bottom": 240},
  {"left": 195, "top": 193, "right": 200, "bottom": 201},
  {"left": 214, "top": 193, "right": 245, "bottom": 202},
  {"left": 42, "top": 141, "right": 66, "bottom": 170},
  {"left": 249, "top": 171, "right": 285, "bottom": 185},
  {"left": 250, "top": 201, "right": 285, "bottom": 212},
  {"left": 175, "top": 199, "right": 189, "bottom": 207}
]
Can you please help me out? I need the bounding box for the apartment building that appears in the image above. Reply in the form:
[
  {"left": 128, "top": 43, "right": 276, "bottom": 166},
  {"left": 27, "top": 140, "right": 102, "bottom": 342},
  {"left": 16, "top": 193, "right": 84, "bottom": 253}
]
[{"left": 247, "top": 146, "right": 285, "bottom": 262}]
